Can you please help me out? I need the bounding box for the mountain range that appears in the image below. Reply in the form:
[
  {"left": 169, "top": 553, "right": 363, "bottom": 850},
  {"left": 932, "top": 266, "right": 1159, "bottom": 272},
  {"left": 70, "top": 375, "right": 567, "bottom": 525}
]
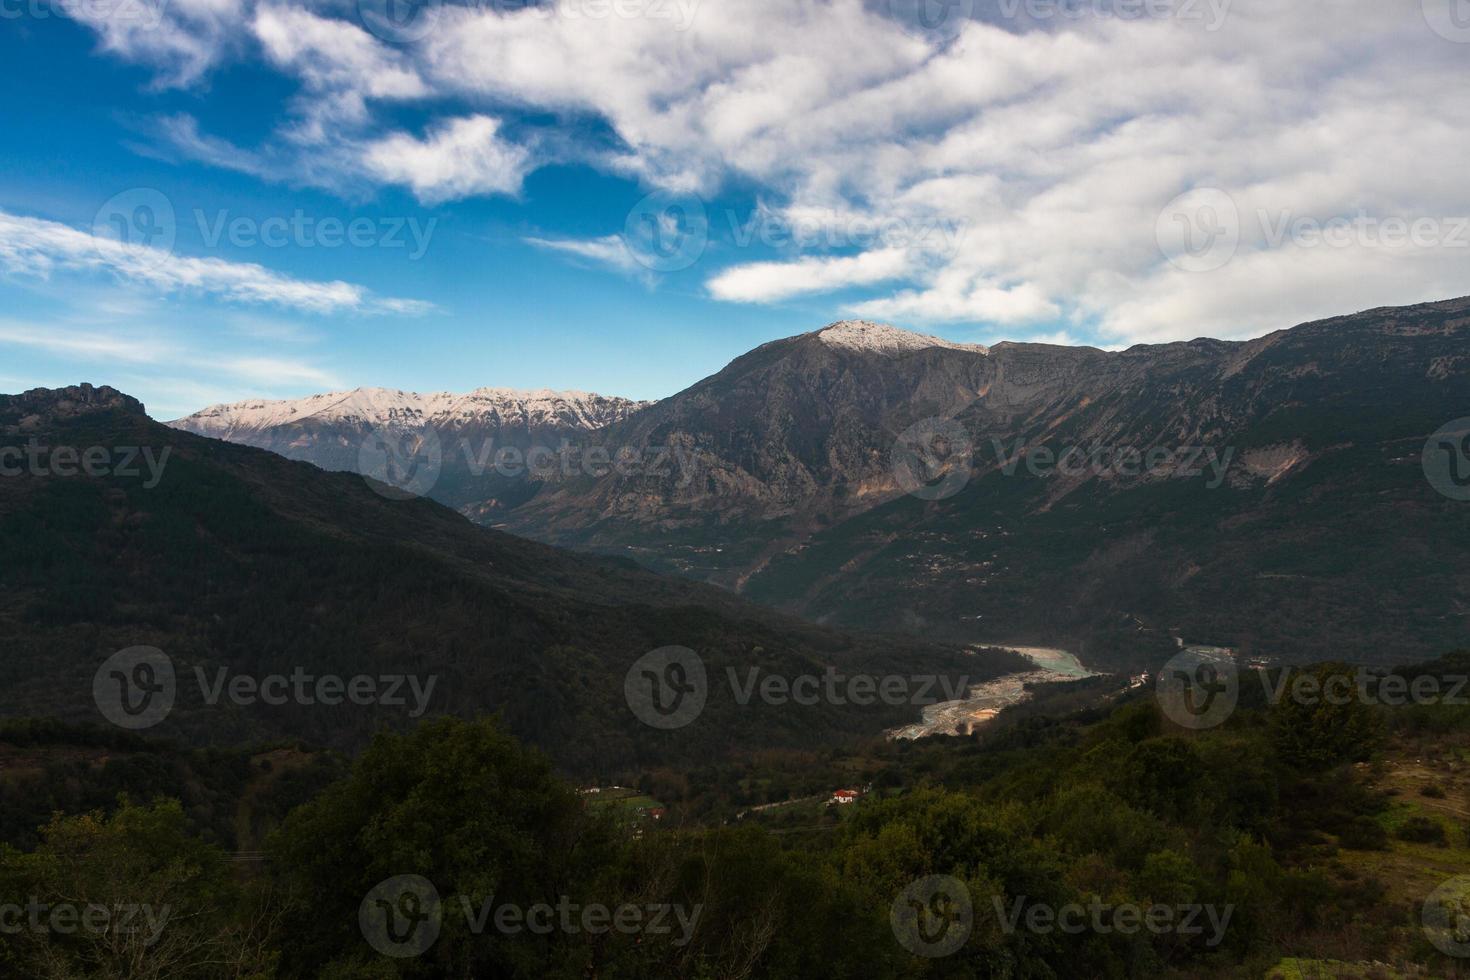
[
  {"left": 170, "top": 298, "right": 1470, "bottom": 667},
  {"left": 1, "top": 383, "right": 1019, "bottom": 776}
]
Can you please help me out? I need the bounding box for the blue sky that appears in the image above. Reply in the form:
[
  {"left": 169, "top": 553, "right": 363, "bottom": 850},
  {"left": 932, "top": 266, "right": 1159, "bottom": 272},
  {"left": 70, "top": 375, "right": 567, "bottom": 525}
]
[{"left": 1, "top": 1, "right": 1466, "bottom": 418}]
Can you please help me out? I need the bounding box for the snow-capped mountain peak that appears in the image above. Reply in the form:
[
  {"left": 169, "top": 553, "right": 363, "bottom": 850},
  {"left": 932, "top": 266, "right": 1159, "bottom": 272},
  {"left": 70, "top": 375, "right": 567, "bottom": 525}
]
[{"left": 816, "top": 320, "right": 989, "bottom": 356}]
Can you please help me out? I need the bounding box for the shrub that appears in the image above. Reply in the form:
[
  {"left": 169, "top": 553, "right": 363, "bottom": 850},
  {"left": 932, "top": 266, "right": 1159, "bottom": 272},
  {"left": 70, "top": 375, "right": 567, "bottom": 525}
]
[{"left": 1396, "top": 815, "right": 1447, "bottom": 845}]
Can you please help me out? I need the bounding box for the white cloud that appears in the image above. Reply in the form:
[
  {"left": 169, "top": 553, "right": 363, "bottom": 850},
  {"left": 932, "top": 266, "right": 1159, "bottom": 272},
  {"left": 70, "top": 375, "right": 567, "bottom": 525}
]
[
  {"left": 362, "top": 115, "right": 533, "bottom": 204},
  {"left": 0, "top": 209, "right": 435, "bottom": 316},
  {"left": 526, "top": 235, "right": 645, "bottom": 276},
  {"left": 0, "top": 321, "right": 165, "bottom": 362},
  {"left": 64, "top": 0, "right": 1470, "bottom": 344},
  {"left": 0, "top": 320, "right": 343, "bottom": 417},
  {"left": 68, "top": 0, "right": 248, "bottom": 87},
  {"left": 707, "top": 247, "right": 912, "bottom": 302},
  {"left": 221, "top": 356, "right": 341, "bottom": 387},
  {"left": 847, "top": 273, "right": 1061, "bottom": 325}
]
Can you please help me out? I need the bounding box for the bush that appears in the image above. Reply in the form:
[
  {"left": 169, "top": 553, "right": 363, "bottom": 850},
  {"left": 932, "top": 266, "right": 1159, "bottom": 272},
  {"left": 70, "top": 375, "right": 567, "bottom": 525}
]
[
  {"left": 1396, "top": 815, "right": 1447, "bottom": 845},
  {"left": 1420, "top": 783, "right": 1446, "bottom": 799}
]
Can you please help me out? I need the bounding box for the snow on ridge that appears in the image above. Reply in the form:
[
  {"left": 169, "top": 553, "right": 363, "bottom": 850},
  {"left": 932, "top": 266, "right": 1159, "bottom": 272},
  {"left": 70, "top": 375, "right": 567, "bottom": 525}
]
[
  {"left": 172, "top": 386, "right": 649, "bottom": 435},
  {"left": 817, "top": 320, "right": 989, "bottom": 356}
]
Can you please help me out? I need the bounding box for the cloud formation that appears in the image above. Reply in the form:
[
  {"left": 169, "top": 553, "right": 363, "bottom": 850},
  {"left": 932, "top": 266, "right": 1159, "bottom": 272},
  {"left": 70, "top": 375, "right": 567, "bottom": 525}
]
[
  {"left": 0, "top": 209, "right": 436, "bottom": 316},
  {"left": 67, "top": 0, "right": 1470, "bottom": 344}
]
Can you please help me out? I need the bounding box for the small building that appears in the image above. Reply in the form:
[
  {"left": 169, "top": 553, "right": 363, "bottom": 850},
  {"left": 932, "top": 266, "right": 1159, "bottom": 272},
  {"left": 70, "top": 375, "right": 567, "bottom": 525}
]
[{"left": 831, "top": 789, "right": 862, "bottom": 805}]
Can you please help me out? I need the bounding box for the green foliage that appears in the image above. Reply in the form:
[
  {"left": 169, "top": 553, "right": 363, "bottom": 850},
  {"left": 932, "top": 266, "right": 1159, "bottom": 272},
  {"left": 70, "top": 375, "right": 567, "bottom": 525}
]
[
  {"left": 1269, "top": 664, "right": 1385, "bottom": 771},
  {"left": 0, "top": 798, "right": 279, "bottom": 979}
]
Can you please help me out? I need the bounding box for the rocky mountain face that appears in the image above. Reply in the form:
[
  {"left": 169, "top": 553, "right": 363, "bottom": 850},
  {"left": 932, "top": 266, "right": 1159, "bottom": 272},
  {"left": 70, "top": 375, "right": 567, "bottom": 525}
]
[
  {"left": 164, "top": 300, "right": 1470, "bottom": 666},
  {"left": 505, "top": 302, "right": 1470, "bottom": 665},
  {"left": 171, "top": 387, "right": 649, "bottom": 517}
]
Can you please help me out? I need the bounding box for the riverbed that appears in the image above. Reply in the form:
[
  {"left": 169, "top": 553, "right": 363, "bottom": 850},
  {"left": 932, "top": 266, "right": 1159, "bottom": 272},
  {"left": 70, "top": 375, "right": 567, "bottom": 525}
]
[{"left": 887, "top": 646, "right": 1095, "bottom": 740}]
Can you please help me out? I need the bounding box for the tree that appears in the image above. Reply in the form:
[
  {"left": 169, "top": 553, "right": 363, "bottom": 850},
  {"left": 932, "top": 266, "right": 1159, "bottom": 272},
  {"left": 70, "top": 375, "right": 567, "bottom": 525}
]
[
  {"left": 1270, "top": 664, "right": 1384, "bottom": 771},
  {"left": 0, "top": 797, "right": 280, "bottom": 979}
]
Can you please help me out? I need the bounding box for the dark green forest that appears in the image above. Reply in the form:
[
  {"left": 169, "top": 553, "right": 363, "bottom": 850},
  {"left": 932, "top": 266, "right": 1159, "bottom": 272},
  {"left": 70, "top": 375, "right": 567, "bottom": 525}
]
[{"left": 4, "top": 655, "right": 1470, "bottom": 979}]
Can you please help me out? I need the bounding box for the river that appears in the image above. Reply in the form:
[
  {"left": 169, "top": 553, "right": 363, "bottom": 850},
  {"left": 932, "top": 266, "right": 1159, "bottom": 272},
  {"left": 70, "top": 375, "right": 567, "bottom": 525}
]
[{"left": 887, "top": 646, "right": 1095, "bottom": 740}]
